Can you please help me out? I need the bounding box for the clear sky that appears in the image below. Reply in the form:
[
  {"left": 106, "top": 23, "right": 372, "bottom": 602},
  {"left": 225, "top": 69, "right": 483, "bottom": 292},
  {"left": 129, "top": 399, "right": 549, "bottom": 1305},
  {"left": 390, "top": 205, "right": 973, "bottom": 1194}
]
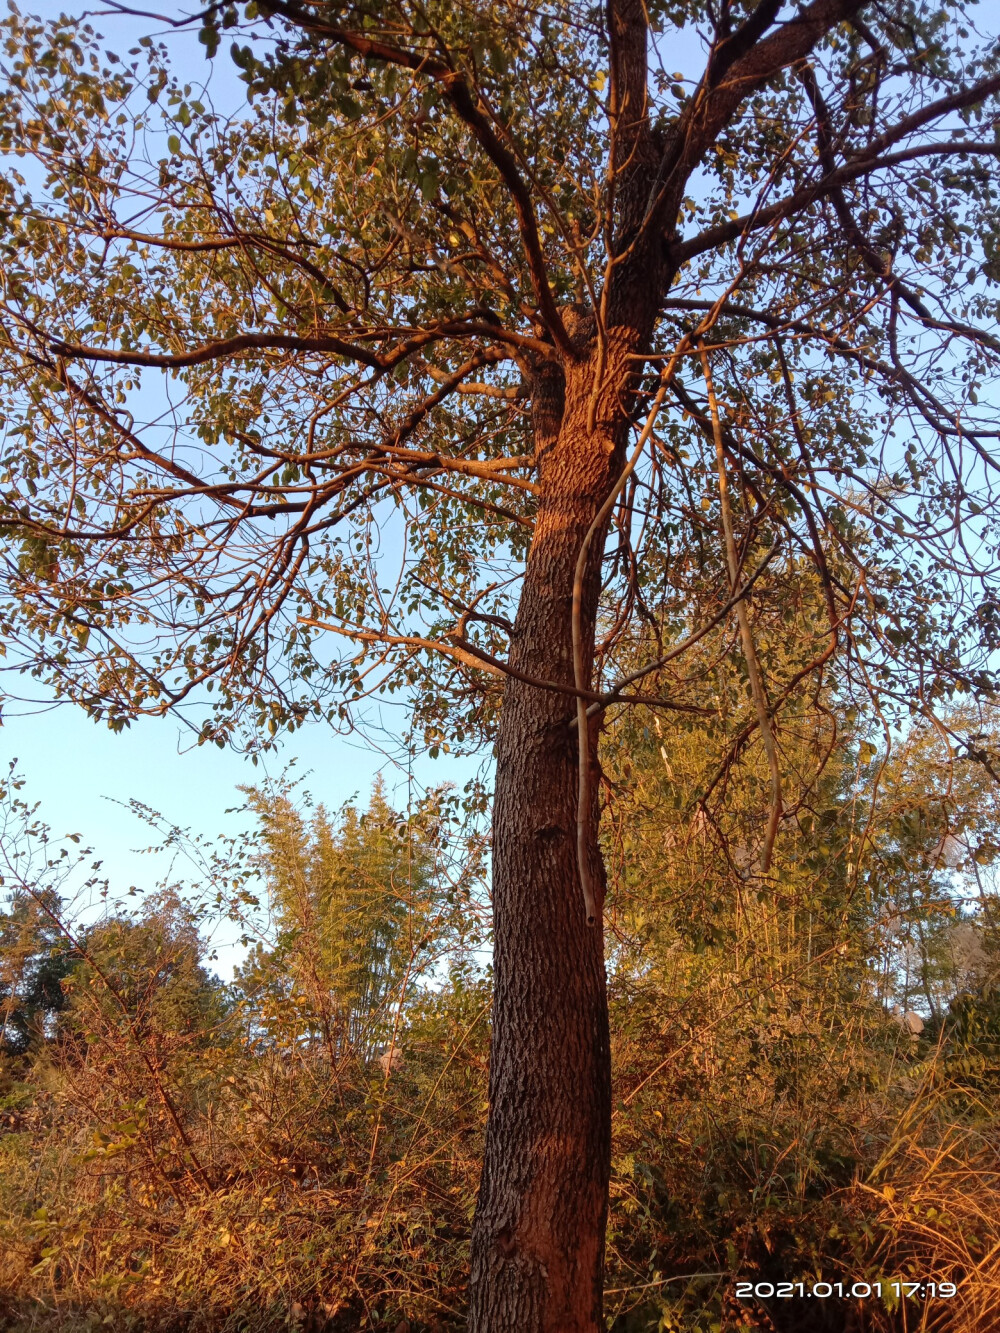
[{"left": 3, "top": 701, "right": 392, "bottom": 887}]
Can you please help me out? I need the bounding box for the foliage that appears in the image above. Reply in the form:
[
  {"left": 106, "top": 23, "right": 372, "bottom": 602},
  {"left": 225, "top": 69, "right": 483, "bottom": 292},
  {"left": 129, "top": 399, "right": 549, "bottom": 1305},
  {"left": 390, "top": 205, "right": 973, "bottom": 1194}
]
[
  {"left": 4, "top": 666, "right": 1000, "bottom": 1329},
  {"left": 236, "top": 778, "right": 477, "bottom": 1064},
  {"left": 2, "top": 0, "right": 1000, "bottom": 1325},
  {"left": 0, "top": 886, "right": 74, "bottom": 1057},
  {"left": 0, "top": 776, "right": 489, "bottom": 1331},
  {"left": 594, "top": 596, "right": 1000, "bottom": 1331},
  {"left": 0, "top": 1, "right": 997, "bottom": 755}
]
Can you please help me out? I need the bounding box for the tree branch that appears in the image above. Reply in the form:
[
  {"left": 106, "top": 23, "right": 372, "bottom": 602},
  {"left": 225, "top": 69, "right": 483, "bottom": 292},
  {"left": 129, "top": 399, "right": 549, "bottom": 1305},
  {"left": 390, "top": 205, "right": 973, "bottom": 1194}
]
[
  {"left": 673, "top": 137, "right": 1000, "bottom": 266},
  {"left": 50, "top": 330, "right": 383, "bottom": 370},
  {"left": 639, "top": 0, "right": 866, "bottom": 247},
  {"left": 259, "top": 0, "right": 576, "bottom": 359}
]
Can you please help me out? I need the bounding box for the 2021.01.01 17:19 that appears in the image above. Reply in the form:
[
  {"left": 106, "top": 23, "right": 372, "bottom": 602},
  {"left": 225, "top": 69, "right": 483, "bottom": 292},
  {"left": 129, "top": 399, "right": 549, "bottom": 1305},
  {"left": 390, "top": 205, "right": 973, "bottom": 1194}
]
[{"left": 735, "top": 1281, "right": 958, "bottom": 1300}]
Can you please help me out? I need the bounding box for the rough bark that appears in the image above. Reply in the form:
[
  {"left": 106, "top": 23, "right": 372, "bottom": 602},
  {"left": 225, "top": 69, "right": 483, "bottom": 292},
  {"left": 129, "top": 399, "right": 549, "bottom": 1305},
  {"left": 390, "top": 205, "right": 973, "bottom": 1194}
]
[{"left": 467, "top": 341, "right": 638, "bottom": 1332}]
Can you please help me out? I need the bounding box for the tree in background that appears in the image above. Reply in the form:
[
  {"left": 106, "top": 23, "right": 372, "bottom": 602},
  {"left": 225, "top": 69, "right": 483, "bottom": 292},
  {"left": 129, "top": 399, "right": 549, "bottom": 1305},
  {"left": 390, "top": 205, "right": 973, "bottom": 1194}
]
[
  {"left": 0, "top": 888, "right": 74, "bottom": 1059},
  {"left": 860, "top": 709, "right": 1000, "bottom": 1020},
  {"left": 0, "top": 765, "right": 491, "bottom": 1329},
  {"left": 237, "top": 778, "right": 482, "bottom": 1065},
  {"left": 598, "top": 602, "right": 1000, "bottom": 1330},
  {"left": 56, "top": 892, "right": 232, "bottom": 1192},
  {"left": 2, "top": 2, "right": 1000, "bottom": 1325}
]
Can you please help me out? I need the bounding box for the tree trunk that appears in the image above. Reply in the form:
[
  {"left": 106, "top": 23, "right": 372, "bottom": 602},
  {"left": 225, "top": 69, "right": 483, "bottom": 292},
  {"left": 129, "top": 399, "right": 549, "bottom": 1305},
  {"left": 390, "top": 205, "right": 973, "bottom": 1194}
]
[{"left": 467, "top": 347, "right": 627, "bottom": 1332}]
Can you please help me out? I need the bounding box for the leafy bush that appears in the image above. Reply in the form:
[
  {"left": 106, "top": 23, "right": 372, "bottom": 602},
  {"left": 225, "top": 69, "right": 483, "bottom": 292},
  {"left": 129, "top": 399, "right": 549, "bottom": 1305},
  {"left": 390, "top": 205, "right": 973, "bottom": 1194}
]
[{"left": 3, "top": 688, "right": 1000, "bottom": 1331}]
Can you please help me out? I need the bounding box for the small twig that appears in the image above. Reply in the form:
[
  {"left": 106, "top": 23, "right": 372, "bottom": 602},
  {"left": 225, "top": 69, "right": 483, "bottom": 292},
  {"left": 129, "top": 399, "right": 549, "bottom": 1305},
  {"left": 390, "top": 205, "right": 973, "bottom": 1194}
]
[
  {"left": 297, "top": 615, "right": 504, "bottom": 677},
  {"left": 605, "top": 1270, "right": 728, "bottom": 1296}
]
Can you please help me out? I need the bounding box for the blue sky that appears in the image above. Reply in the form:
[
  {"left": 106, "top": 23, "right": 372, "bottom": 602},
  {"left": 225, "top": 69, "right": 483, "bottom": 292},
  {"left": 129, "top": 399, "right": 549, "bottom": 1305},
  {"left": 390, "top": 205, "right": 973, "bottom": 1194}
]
[{"left": 3, "top": 701, "right": 393, "bottom": 885}]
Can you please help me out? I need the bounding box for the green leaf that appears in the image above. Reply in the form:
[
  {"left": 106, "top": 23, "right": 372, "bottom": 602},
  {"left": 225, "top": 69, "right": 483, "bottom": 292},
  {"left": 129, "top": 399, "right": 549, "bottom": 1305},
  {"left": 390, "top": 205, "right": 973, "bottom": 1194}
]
[{"left": 199, "top": 21, "right": 220, "bottom": 60}]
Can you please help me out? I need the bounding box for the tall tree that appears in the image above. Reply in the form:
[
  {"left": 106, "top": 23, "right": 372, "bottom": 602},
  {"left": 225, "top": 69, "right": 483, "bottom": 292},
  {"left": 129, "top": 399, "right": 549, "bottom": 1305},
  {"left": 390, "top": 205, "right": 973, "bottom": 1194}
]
[
  {"left": 1, "top": 2, "right": 1000, "bottom": 1326},
  {"left": 237, "top": 779, "right": 463, "bottom": 1064}
]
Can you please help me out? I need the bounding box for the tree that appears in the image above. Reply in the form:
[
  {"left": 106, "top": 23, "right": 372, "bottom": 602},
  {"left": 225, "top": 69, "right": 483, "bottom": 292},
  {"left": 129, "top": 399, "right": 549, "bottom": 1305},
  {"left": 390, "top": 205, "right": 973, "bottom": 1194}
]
[
  {"left": 2, "top": 2, "right": 1000, "bottom": 1326},
  {"left": 237, "top": 779, "right": 469, "bottom": 1065},
  {"left": 0, "top": 887, "right": 74, "bottom": 1057},
  {"left": 598, "top": 604, "right": 891, "bottom": 1330},
  {"left": 856, "top": 705, "right": 1000, "bottom": 1020}
]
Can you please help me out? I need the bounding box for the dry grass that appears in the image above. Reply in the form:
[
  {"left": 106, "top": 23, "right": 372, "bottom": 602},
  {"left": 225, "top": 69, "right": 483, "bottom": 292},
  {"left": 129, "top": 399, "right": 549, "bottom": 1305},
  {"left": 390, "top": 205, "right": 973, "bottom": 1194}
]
[{"left": 843, "top": 1073, "right": 1000, "bottom": 1332}]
